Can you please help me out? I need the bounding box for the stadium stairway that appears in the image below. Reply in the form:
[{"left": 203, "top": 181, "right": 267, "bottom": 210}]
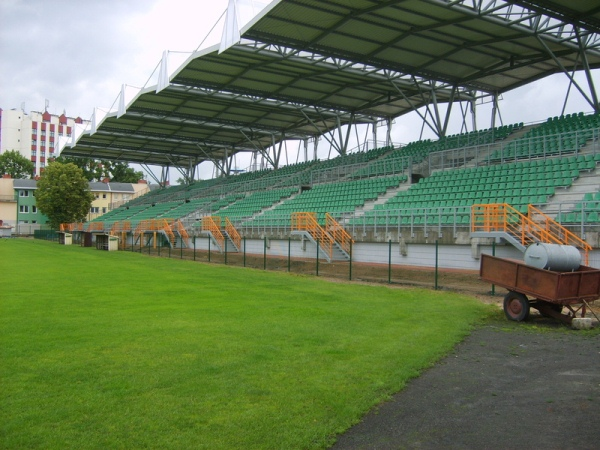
[
  {"left": 356, "top": 183, "right": 410, "bottom": 217},
  {"left": 466, "top": 124, "right": 535, "bottom": 168},
  {"left": 471, "top": 203, "right": 591, "bottom": 263},
  {"left": 290, "top": 212, "right": 353, "bottom": 262},
  {"left": 200, "top": 216, "right": 241, "bottom": 253},
  {"left": 538, "top": 156, "right": 600, "bottom": 220}
]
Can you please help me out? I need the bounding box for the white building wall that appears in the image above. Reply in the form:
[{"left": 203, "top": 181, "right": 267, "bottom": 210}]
[
  {"left": 0, "top": 109, "right": 27, "bottom": 156},
  {"left": 186, "top": 237, "right": 600, "bottom": 270},
  {"left": 1, "top": 108, "right": 84, "bottom": 176}
]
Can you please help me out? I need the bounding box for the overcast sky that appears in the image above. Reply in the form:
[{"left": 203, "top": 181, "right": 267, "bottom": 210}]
[
  {"left": 0, "top": 0, "right": 235, "bottom": 117},
  {"left": 1, "top": 0, "right": 599, "bottom": 177}
]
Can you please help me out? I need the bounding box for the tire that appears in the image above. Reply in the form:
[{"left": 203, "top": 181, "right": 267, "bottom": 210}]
[{"left": 503, "top": 291, "right": 530, "bottom": 322}]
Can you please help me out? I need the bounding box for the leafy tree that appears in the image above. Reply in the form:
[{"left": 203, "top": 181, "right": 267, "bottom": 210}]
[
  {"left": 0, "top": 150, "right": 34, "bottom": 178},
  {"left": 109, "top": 162, "right": 144, "bottom": 183},
  {"left": 55, "top": 156, "right": 143, "bottom": 183},
  {"left": 55, "top": 156, "right": 105, "bottom": 181},
  {"left": 36, "top": 162, "right": 95, "bottom": 229}
]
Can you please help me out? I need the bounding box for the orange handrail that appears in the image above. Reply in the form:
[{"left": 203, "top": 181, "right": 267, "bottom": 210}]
[
  {"left": 527, "top": 205, "right": 591, "bottom": 258},
  {"left": 291, "top": 212, "right": 334, "bottom": 260},
  {"left": 110, "top": 221, "right": 131, "bottom": 248},
  {"left": 471, "top": 203, "right": 590, "bottom": 264},
  {"left": 158, "top": 219, "right": 177, "bottom": 246},
  {"left": 170, "top": 219, "right": 189, "bottom": 241},
  {"left": 86, "top": 221, "right": 105, "bottom": 232},
  {"left": 202, "top": 216, "right": 225, "bottom": 250},
  {"left": 133, "top": 219, "right": 176, "bottom": 246},
  {"left": 224, "top": 217, "right": 241, "bottom": 250},
  {"left": 325, "top": 213, "right": 354, "bottom": 255}
]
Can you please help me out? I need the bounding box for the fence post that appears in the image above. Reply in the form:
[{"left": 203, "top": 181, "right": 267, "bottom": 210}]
[
  {"left": 349, "top": 240, "right": 352, "bottom": 281},
  {"left": 263, "top": 237, "right": 267, "bottom": 270},
  {"left": 385, "top": 239, "right": 391, "bottom": 283},
  {"left": 180, "top": 235, "right": 183, "bottom": 259},
  {"left": 225, "top": 235, "right": 228, "bottom": 265},
  {"left": 491, "top": 240, "right": 496, "bottom": 295},
  {"left": 243, "top": 237, "right": 246, "bottom": 267},
  {"left": 208, "top": 236, "right": 211, "bottom": 262},
  {"left": 288, "top": 237, "right": 291, "bottom": 272},
  {"left": 316, "top": 238, "right": 320, "bottom": 277},
  {"left": 434, "top": 239, "right": 439, "bottom": 290},
  {"left": 193, "top": 236, "right": 196, "bottom": 261}
]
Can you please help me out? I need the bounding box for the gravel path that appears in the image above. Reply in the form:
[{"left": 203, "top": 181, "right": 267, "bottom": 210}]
[{"left": 332, "top": 322, "right": 600, "bottom": 449}]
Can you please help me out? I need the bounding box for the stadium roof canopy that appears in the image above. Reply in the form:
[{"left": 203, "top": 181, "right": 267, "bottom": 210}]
[{"left": 64, "top": 0, "right": 600, "bottom": 172}]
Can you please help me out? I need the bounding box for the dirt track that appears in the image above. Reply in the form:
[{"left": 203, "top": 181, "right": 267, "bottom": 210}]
[{"left": 332, "top": 320, "right": 600, "bottom": 449}]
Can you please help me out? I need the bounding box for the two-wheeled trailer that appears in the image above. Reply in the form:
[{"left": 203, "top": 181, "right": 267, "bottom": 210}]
[{"left": 479, "top": 253, "right": 600, "bottom": 324}]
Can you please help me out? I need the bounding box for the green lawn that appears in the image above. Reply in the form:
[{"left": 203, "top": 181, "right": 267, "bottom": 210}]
[{"left": 1, "top": 239, "right": 492, "bottom": 449}]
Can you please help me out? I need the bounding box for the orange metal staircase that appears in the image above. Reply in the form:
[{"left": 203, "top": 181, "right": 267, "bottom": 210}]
[
  {"left": 224, "top": 217, "right": 241, "bottom": 251},
  {"left": 291, "top": 212, "right": 353, "bottom": 262},
  {"left": 110, "top": 221, "right": 131, "bottom": 249},
  {"left": 133, "top": 218, "right": 181, "bottom": 248},
  {"left": 471, "top": 203, "right": 591, "bottom": 264},
  {"left": 201, "top": 216, "right": 241, "bottom": 252}
]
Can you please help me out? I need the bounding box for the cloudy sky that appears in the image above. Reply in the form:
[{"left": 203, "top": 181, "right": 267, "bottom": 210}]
[
  {"left": 0, "top": 0, "right": 241, "bottom": 117},
  {"left": 1, "top": 0, "right": 599, "bottom": 177}
]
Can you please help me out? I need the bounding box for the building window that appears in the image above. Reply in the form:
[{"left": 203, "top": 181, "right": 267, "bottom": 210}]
[
  {"left": 19, "top": 205, "right": 29, "bottom": 213},
  {"left": 32, "top": 128, "right": 37, "bottom": 135},
  {"left": 41, "top": 130, "right": 46, "bottom": 137},
  {"left": 31, "top": 150, "right": 37, "bottom": 156},
  {"left": 32, "top": 206, "right": 37, "bottom": 213},
  {"left": 19, "top": 190, "right": 29, "bottom": 197},
  {"left": 102, "top": 194, "right": 107, "bottom": 199},
  {"left": 102, "top": 207, "right": 107, "bottom": 214},
  {"left": 50, "top": 131, "right": 55, "bottom": 138},
  {"left": 90, "top": 207, "right": 99, "bottom": 214},
  {"left": 31, "top": 139, "right": 37, "bottom": 146},
  {"left": 40, "top": 162, "right": 45, "bottom": 168}
]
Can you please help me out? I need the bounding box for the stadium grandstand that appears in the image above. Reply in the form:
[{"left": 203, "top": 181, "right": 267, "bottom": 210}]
[{"left": 58, "top": 0, "right": 600, "bottom": 269}]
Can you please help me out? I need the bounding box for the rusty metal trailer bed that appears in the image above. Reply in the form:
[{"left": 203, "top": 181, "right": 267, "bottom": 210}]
[{"left": 479, "top": 253, "right": 600, "bottom": 324}]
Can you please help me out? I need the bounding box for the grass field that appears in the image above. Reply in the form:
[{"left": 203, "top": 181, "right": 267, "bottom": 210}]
[{"left": 1, "top": 239, "right": 492, "bottom": 449}]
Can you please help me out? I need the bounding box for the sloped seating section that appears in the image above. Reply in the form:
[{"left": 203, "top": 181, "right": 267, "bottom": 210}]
[
  {"left": 314, "top": 146, "right": 392, "bottom": 172},
  {"left": 90, "top": 117, "right": 600, "bottom": 232},
  {"left": 125, "top": 201, "right": 183, "bottom": 224},
  {"left": 247, "top": 175, "right": 406, "bottom": 226},
  {"left": 160, "top": 198, "right": 217, "bottom": 220},
  {"left": 378, "top": 122, "right": 523, "bottom": 166},
  {"left": 352, "top": 155, "right": 593, "bottom": 227},
  {"left": 90, "top": 204, "right": 150, "bottom": 224},
  {"left": 490, "top": 112, "right": 600, "bottom": 161},
  {"left": 556, "top": 191, "right": 600, "bottom": 224},
  {"left": 215, "top": 188, "right": 298, "bottom": 223},
  {"left": 241, "top": 160, "right": 316, "bottom": 190}
]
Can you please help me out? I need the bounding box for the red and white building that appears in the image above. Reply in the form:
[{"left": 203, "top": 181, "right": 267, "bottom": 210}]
[{"left": 0, "top": 107, "right": 86, "bottom": 176}]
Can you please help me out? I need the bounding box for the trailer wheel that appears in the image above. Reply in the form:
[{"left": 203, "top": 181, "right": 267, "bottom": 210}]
[{"left": 503, "top": 292, "right": 530, "bottom": 322}]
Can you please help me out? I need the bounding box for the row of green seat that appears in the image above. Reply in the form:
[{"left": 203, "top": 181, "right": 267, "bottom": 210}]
[
  {"left": 245, "top": 176, "right": 403, "bottom": 226},
  {"left": 490, "top": 113, "right": 600, "bottom": 161},
  {"left": 215, "top": 188, "right": 297, "bottom": 222}
]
